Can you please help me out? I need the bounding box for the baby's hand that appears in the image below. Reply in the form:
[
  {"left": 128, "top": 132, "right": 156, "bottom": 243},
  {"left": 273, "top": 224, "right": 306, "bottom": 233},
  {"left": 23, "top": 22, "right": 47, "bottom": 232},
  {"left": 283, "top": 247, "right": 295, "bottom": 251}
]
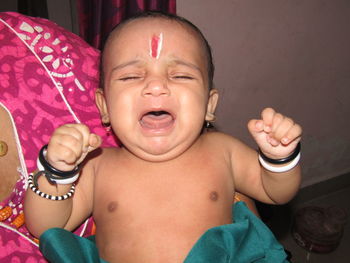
[
  {"left": 46, "top": 124, "right": 102, "bottom": 172},
  {"left": 247, "top": 108, "right": 302, "bottom": 159}
]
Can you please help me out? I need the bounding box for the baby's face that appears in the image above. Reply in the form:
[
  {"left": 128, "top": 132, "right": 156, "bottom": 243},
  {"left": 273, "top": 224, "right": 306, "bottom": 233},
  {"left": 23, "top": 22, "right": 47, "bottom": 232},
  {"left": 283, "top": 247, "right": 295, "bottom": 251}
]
[{"left": 100, "top": 18, "right": 215, "bottom": 161}]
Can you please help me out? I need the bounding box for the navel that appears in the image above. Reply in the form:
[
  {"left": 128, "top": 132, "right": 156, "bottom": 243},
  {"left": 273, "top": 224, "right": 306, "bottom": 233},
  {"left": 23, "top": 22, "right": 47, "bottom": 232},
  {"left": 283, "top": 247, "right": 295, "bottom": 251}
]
[
  {"left": 209, "top": 191, "right": 219, "bottom": 201},
  {"left": 107, "top": 201, "right": 118, "bottom": 213}
]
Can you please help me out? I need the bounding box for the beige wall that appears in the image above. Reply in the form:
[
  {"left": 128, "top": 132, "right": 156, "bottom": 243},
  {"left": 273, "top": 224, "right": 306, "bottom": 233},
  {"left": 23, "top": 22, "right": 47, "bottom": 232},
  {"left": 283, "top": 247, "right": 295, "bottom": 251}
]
[{"left": 178, "top": 0, "right": 350, "bottom": 187}]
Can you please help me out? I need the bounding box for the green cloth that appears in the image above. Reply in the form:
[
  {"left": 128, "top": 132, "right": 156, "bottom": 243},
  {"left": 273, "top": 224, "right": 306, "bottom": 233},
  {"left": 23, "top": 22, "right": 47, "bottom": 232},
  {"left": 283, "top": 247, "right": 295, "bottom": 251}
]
[
  {"left": 39, "top": 202, "right": 288, "bottom": 263},
  {"left": 40, "top": 229, "right": 107, "bottom": 263},
  {"left": 184, "top": 202, "right": 288, "bottom": 262}
]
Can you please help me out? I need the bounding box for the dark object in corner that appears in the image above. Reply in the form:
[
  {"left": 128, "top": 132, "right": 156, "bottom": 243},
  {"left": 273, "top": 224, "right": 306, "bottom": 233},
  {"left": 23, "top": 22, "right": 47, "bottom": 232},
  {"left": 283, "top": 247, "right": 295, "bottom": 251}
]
[{"left": 292, "top": 206, "right": 348, "bottom": 253}]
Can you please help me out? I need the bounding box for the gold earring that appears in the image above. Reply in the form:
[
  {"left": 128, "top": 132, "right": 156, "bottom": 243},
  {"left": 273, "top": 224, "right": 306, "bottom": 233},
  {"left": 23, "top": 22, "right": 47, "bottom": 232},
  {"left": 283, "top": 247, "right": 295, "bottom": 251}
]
[
  {"left": 101, "top": 115, "right": 110, "bottom": 125},
  {"left": 101, "top": 115, "right": 111, "bottom": 133}
]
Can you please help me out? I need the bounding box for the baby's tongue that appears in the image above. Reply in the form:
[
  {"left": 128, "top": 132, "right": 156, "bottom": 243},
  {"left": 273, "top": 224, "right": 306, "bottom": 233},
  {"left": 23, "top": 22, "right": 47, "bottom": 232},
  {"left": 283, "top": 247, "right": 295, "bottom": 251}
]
[{"left": 140, "top": 112, "right": 174, "bottom": 129}]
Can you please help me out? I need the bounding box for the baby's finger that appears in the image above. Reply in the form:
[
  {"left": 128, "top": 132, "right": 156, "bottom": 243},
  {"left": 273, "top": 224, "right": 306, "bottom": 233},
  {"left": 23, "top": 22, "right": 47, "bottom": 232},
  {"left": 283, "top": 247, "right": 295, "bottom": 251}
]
[
  {"left": 49, "top": 132, "right": 81, "bottom": 160},
  {"left": 247, "top": 119, "right": 264, "bottom": 134},
  {"left": 46, "top": 141, "right": 80, "bottom": 170},
  {"left": 66, "top": 124, "right": 91, "bottom": 152},
  {"left": 261, "top": 108, "right": 276, "bottom": 132},
  {"left": 55, "top": 125, "right": 84, "bottom": 148},
  {"left": 281, "top": 123, "right": 302, "bottom": 145},
  {"left": 270, "top": 113, "right": 285, "bottom": 133},
  {"left": 55, "top": 143, "right": 80, "bottom": 165},
  {"left": 272, "top": 117, "right": 294, "bottom": 143},
  {"left": 88, "top": 134, "right": 102, "bottom": 152}
]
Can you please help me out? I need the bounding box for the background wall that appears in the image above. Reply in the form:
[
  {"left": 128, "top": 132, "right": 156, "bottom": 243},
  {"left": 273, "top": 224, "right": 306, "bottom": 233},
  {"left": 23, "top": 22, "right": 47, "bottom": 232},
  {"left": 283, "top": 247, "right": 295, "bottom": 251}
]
[
  {"left": 177, "top": 0, "right": 350, "bottom": 187},
  {"left": 46, "top": 0, "right": 78, "bottom": 34}
]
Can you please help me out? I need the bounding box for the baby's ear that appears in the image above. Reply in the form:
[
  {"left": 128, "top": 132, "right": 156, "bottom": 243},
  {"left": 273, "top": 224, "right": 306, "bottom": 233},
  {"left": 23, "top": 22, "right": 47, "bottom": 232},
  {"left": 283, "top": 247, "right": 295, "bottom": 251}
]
[
  {"left": 95, "top": 89, "right": 109, "bottom": 124},
  {"left": 205, "top": 89, "right": 219, "bottom": 122}
]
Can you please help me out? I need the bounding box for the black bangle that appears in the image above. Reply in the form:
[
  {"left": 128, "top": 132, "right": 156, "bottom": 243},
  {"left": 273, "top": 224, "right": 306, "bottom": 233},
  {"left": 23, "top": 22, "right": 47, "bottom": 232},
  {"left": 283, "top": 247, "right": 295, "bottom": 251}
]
[
  {"left": 39, "top": 144, "right": 81, "bottom": 178},
  {"left": 259, "top": 142, "right": 301, "bottom": 165}
]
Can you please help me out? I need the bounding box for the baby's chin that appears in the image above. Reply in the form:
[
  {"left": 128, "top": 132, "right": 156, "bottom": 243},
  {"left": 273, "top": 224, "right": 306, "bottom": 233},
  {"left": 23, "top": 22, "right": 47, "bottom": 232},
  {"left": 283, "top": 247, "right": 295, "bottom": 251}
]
[{"left": 125, "top": 143, "right": 192, "bottom": 163}]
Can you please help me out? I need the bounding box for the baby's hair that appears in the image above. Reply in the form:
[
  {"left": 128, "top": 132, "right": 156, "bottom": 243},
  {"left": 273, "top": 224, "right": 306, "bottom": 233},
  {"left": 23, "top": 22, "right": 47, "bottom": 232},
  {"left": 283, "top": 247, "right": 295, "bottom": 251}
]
[{"left": 100, "top": 11, "right": 215, "bottom": 90}]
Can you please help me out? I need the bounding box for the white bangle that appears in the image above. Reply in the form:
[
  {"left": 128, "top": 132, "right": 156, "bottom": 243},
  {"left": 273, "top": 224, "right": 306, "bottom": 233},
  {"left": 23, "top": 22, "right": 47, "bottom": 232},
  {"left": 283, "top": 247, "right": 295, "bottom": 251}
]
[{"left": 259, "top": 152, "right": 301, "bottom": 173}]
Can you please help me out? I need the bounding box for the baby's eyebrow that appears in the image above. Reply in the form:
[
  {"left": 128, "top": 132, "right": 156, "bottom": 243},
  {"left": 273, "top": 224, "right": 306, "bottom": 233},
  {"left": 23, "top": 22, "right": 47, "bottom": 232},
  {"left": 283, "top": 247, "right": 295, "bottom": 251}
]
[
  {"left": 170, "top": 59, "right": 202, "bottom": 73},
  {"left": 110, "top": 60, "right": 143, "bottom": 73},
  {"left": 110, "top": 59, "right": 202, "bottom": 75}
]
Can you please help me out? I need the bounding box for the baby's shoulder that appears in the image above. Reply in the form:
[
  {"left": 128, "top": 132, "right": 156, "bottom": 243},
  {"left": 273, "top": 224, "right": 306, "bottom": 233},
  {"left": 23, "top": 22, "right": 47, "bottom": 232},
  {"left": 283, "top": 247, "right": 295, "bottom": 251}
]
[
  {"left": 202, "top": 131, "right": 251, "bottom": 154},
  {"left": 201, "top": 131, "right": 240, "bottom": 146},
  {"left": 199, "top": 132, "right": 245, "bottom": 157}
]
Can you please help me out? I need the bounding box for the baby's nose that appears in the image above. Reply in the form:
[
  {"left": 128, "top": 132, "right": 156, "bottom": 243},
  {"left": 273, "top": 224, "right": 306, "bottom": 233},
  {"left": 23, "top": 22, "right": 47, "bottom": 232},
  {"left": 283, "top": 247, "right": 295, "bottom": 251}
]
[{"left": 142, "top": 79, "right": 170, "bottom": 97}]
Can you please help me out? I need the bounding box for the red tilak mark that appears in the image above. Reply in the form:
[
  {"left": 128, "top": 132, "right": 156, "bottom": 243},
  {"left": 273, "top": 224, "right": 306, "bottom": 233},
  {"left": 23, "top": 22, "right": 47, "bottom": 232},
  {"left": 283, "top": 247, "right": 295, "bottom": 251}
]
[{"left": 151, "top": 35, "right": 160, "bottom": 58}]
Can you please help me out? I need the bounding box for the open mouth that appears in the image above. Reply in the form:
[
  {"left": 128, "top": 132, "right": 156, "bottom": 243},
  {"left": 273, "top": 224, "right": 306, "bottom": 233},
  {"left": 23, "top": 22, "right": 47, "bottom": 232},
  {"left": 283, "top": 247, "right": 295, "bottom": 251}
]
[{"left": 139, "top": 110, "right": 175, "bottom": 130}]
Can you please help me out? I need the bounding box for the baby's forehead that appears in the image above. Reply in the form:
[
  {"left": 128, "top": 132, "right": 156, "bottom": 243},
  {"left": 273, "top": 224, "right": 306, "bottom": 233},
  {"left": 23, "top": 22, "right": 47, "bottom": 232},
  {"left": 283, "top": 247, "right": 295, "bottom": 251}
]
[
  {"left": 102, "top": 17, "right": 210, "bottom": 84},
  {"left": 108, "top": 17, "right": 202, "bottom": 49}
]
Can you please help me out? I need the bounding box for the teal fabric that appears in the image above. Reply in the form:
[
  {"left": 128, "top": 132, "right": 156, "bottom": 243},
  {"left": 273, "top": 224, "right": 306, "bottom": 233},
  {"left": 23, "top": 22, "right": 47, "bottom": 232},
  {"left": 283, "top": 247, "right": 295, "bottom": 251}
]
[
  {"left": 39, "top": 202, "right": 288, "bottom": 263},
  {"left": 40, "top": 228, "right": 107, "bottom": 263},
  {"left": 184, "top": 201, "right": 288, "bottom": 262}
]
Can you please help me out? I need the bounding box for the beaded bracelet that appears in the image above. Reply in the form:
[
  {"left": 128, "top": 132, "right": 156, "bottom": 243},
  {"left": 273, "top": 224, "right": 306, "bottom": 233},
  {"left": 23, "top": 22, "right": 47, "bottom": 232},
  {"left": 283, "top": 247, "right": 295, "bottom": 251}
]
[{"left": 28, "top": 172, "right": 75, "bottom": 201}]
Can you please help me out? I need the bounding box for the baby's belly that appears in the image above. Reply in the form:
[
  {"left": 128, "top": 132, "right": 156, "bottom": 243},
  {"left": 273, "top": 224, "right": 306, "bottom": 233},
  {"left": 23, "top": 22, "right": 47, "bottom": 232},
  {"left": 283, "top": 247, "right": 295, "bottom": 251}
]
[{"left": 94, "top": 200, "right": 233, "bottom": 263}]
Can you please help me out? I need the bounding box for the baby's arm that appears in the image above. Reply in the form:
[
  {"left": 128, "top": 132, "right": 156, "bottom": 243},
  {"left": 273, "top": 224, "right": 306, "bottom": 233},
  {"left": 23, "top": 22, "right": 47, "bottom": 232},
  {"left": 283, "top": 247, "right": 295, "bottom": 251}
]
[
  {"left": 24, "top": 124, "right": 101, "bottom": 237},
  {"left": 233, "top": 108, "right": 302, "bottom": 204}
]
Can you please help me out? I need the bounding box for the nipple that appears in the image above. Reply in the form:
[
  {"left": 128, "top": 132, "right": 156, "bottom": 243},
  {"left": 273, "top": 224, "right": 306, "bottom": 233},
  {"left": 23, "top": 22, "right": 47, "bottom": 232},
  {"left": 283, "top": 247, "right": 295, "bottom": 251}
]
[
  {"left": 209, "top": 191, "right": 219, "bottom": 201},
  {"left": 107, "top": 201, "right": 118, "bottom": 213}
]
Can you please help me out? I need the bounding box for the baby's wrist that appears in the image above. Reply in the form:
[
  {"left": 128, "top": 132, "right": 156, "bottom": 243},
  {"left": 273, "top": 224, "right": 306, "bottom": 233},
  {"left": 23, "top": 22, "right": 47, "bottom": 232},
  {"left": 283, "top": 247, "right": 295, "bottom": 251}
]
[
  {"left": 259, "top": 142, "right": 301, "bottom": 164},
  {"left": 27, "top": 144, "right": 80, "bottom": 201},
  {"left": 37, "top": 144, "right": 81, "bottom": 185},
  {"left": 35, "top": 174, "right": 72, "bottom": 192},
  {"left": 258, "top": 142, "right": 301, "bottom": 173}
]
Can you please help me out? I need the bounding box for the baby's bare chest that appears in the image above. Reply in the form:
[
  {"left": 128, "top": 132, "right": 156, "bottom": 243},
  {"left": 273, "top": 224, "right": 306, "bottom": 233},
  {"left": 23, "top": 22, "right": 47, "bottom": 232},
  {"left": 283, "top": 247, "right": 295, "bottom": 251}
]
[
  {"left": 94, "top": 154, "right": 234, "bottom": 217},
  {"left": 92, "top": 154, "right": 235, "bottom": 262}
]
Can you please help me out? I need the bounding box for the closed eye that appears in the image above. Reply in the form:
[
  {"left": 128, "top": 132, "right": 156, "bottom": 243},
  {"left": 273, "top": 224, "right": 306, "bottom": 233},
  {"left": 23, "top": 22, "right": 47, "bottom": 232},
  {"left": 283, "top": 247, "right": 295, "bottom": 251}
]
[
  {"left": 118, "top": 76, "right": 142, "bottom": 81},
  {"left": 173, "top": 75, "right": 194, "bottom": 80}
]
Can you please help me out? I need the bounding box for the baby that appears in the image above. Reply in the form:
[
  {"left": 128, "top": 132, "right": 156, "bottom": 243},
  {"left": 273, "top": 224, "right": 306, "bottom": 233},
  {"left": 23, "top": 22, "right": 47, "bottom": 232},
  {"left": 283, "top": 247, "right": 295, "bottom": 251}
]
[{"left": 24, "top": 11, "right": 302, "bottom": 263}]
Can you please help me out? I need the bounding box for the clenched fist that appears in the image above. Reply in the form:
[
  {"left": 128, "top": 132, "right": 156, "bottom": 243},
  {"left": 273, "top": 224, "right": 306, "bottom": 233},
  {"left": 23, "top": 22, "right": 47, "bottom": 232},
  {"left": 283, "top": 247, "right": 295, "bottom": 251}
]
[
  {"left": 248, "top": 108, "right": 302, "bottom": 159},
  {"left": 46, "top": 124, "right": 102, "bottom": 172}
]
